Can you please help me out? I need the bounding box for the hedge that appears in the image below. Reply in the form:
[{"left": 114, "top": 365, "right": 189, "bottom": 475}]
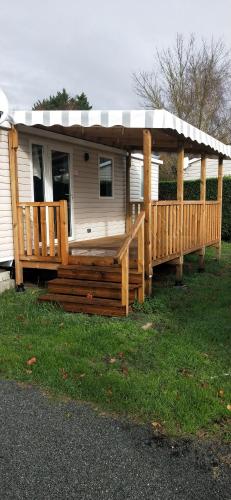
[{"left": 159, "top": 177, "right": 231, "bottom": 241}]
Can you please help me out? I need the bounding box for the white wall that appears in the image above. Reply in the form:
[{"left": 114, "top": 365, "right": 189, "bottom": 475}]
[
  {"left": 130, "top": 154, "right": 159, "bottom": 202},
  {"left": 184, "top": 158, "right": 231, "bottom": 181},
  {"left": 0, "top": 128, "right": 14, "bottom": 263},
  {"left": 17, "top": 131, "right": 126, "bottom": 241}
]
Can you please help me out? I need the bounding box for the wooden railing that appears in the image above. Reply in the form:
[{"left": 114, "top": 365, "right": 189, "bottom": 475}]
[
  {"left": 152, "top": 200, "right": 221, "bottom": 264},
  {"left": 117, "top": 211, "right": 145, "bottom": 314},
  {"left": 17, "top": 200, "right": 69, "bottom": 265}
]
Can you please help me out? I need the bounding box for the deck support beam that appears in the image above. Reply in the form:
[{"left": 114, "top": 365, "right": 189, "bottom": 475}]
[
  {"left": 175, "top": 145, "right": 184, "bottom": 285},
  {"left": 216, "top": 156, "right": 223, "bottom": 260},
  {"left": 143, "top": 129, "right": 153, "bottom": 296},
  {"left": 198, "top": 154, "right": 206, "bottom": 271},
  {"left": 8, "top": 127, "right": 23, "bottom": 287}
]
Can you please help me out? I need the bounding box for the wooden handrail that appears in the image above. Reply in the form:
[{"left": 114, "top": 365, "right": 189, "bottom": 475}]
[
  {"left": 17, "top": 201, "right": 62, "bottom": 207},
  {"left": 153, "top": 200, "right": 221, "bottom": 206},
  {"left": 117, "top": 211, "right": 145, "bottom": 263}
]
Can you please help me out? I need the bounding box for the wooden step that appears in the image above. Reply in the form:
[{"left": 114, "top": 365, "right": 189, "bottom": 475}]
[
  {"left": 46, "top": 283, "right": 136, "bottom": 301},
  {"left": 48, "top": 278, "right": 139, "bottom": 290},
  {"left": 58, "top": 264, "right": 121, "bottom": 271},
  {"left": 57, "top": 268, "right": 142, "bottom": 284},
  {"left": 39, "top": 293, "right": 123, "bottom": 308},
  {"left": 62, "top": 302, "right": 129, "bottom": 317}
]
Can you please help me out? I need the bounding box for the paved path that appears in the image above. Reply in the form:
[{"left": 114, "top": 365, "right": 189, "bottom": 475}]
[{"left": 0, "top": 381, "right": 230, "bottom": 499}]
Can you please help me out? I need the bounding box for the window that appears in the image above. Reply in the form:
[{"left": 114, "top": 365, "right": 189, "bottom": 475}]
[
  {"left": 99, "top": 157, "right": 113, "bottom": 197},
  {"left": 32, "top": 144, "right": 44, "bottom": 202},
  {"left": 52, "top": 150, "right": 72, "bottom": 236}
]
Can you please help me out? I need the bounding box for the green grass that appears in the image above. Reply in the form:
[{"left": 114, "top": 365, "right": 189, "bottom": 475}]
[{"left": 0, "top": 243, "right": 231, "bottom": 440}]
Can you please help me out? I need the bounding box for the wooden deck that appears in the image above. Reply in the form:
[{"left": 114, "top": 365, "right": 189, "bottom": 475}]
[{"left": 14, "top": 198, "right": 221, "bottom": 315}]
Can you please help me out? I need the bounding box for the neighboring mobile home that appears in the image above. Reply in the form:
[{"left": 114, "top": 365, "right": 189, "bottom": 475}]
[
  {"left": 184, "top": 156, "right": 231, "bottom": 180},
  {"left": 0, "top": 91, "right": 230, "bottom": 316}
]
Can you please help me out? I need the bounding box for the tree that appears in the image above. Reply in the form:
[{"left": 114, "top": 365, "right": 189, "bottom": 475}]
[
  {"left": 133, "top": 34, "right": 231, "bottom": 143},
  {"left": 32, "top": 88, "right": 92, "bottom": 110}
]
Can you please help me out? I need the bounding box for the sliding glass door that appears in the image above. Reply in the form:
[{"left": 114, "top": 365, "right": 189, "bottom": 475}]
[
  {"left": 51, "top": 150, "right": 71, "bottom": 236},
  {"left": 32, "top": 144, "right": 72, "bottom": 237}
]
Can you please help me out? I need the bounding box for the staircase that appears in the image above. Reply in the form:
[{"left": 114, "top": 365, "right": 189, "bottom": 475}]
[{"left": 39, "top": 263, "right": 143, "bottom": 316}]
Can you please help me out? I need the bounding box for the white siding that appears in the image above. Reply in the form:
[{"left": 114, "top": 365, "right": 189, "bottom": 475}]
[
  {"left": 130, "top": 155, "right": 159, "bottom": 202},
  {"left": 18, "top": 132, "right": 126, "bottom": 241},
  {"left": 0, "top": 128, "right": 14, "bottom": 263},
  {"left": 184, "top": 158, "right": 231, "bottom": 180}
]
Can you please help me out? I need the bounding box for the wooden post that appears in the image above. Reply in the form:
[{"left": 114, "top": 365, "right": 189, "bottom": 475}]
[
  {"left": 198, "top": 154, "right": 206, "bottom": 271},
  {"left": 137, "top": 222, "right": 145, "bottom": 303},
  {"left": 8, "top": 127, "right": 23, "bottom": 287},
  {"left": 176, "top": 145, "right": 184, "bottom": 284},
  {"left": 125, "top": 153, "right": 132, "bottom": 232},
  {"left": 121, "top": 248, "right": 129, "bottom": 315},
  {"left": 143, "top": 129, "right": 153, "bottom": 295},
  {"left": 216, "top": 156, "right": 223, "bottom": 260},
  {"left": 60, "top": 200, "right": 69, "bottom": 265}
]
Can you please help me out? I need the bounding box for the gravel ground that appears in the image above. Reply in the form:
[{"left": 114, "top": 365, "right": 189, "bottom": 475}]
[{"left": 0, "top": 380, "right": 230, "bottom": 500}]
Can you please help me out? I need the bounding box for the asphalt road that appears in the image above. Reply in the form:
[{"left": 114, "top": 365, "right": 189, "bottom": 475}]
[{"left": 0, "top": 380, "right": 230, "bottom": 500}]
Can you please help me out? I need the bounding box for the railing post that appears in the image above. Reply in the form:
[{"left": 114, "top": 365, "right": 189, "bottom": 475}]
[
  {"left": 198, "top": 154, "right": 206, "bottom": 271},
  {"left": 216, "top": 156, "right": 223, "bottom": 260},
  {"left": 60, "top": 200, "right": 69, "bottom": 265},
  {"left": 143, "top": 129, "right": 153, "bottom": 295},
  {"left": 176, "top": 145, "right": 184, "bottom": 285},
  {"left": 8, "top": 127, "right": 23, "bottom": 287},
  {"left": 121, "top": 248, "right": 129, "bottom": 315},
  {"left": 137, "top": 221, "right": 145, "bottom": 303}
]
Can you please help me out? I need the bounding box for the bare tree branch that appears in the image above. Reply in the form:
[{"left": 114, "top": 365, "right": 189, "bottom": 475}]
[{"left": 133, "top": 34, "right": 231, "bottom": 143}]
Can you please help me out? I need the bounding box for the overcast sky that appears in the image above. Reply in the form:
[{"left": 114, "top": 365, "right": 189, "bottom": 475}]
[{"left": 1, "top": 0, "right": 231, "bottom": 110}]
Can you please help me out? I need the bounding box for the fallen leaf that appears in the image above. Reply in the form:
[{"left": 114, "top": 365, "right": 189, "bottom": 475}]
[
  {"left": 26, "top": 357, "right": 37, "bottom": 366},
  {"left": 227, "top": 404, "right": 231, "bottom": 411},
  {"left": 25, "top": 369, "right": 32, "bottom": 375},
  {"left": 109, "top": 357, "right": 116, "bottom": 364},
  {"left": 179, "top": 368, "right": 193, "bottom": 378},
  {"left": 117, "top": 352, "right": 125, "bottom": 359},
  {"left": 121, "top": 365, "right": 129, "bottom": 377},
  {"left": 218, "top": 389, "right": 224, "bottom": 398},
  {"left": 60, "top": 368, "right": 68, "bottom": 380},
  {"left": 106, "top": 388, "right": 113, "bottom": 397},
  {"left": 151, "top": 421, "right": 162, "bottom": 430},
  {"left": 59, "top": 322, "right": 64, "bottom": 328},
  {"left": 64, "top": 412, "right": 72, "bottom": 419},
  {"left": 212, "top": 466, "right": 220, "bottom": 479},
  {"left": 17, "top": 315, "right": 26, "bottom": 323},
  {"left": 103, "top": 355, "right": 117, "bottom": 364},
  {"left": 141, "top": 322, "right": 153, "bottom": 331},
  {"left": 27, "top": 344, "right": 33, "bottom": 350},
  {"left": 200, "top": 381, "right": 209, "bottom": 389}
]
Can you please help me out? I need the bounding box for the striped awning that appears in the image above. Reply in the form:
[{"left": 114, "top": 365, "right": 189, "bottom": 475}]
[{"left": 10, "top": 109, "right": 231, "bottom": 158}]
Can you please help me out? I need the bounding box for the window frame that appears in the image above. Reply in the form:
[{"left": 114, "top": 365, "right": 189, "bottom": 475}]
[{"left": 98, "top": 155, "right": 114, "bottom": 199}]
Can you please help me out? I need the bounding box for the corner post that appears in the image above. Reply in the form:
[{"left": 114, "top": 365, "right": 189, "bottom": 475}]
[
  {"left": 176, "top": 145, "right": 184, "bottom": 285},
  {"left": 125, "top": 153, "right": 132, "bottom": 233},
  {"left": 143, "top": 129, "right": 152, "bottom": 295},
  {"left": 198, "top": 154, "right": 206, "bottom": 271},
  {"left": 216, "top": 156, "right": 223, "bottom": 260},
  {"left": 8, "top": 127, "right": 23, "bottom": 287}
]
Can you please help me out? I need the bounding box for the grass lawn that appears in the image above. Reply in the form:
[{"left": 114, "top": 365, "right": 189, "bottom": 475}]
[{"left": 0, "top": 243, "right": 230, "bottom": 440}]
